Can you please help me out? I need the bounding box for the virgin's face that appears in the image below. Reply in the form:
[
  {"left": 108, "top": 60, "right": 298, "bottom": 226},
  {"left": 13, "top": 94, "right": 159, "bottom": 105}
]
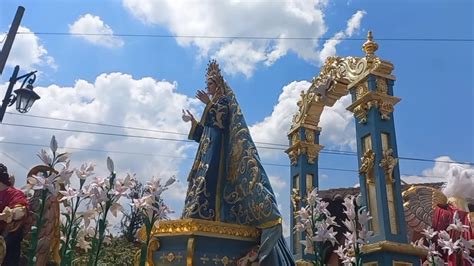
[{"left": 207, "top": 80, "right": 217, "bottom": 95}]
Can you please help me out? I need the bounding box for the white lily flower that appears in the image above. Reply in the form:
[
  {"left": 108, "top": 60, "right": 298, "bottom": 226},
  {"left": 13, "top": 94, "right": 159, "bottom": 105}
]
[
  {"left": 37, "top": 149, "right": 52, "bottom": 165},
  {"left": 421, "top": 227, "right": 438, "bottom": 240},
  {"left": 59, "top": 185, "right": 78, "bottom": 202},
  {"left": 446, "top": 211, "right": 470, "bottom": 233}
]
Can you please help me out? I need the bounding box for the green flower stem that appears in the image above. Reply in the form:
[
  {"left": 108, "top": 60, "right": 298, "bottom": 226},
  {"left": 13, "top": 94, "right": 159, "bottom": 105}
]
[
  {"left": 89, "top": 172, "right": 116, "bottom": 266},
  {"left": 60, "top": 180, "right": 85, "bottom": 265},
  {"left": 27, "top": 189, "right": 48, "bottom": 266},
  {"left": 139, "top": 216, "right": 154, "bottom": 266},
  {"left": 87, "top": 219, "right": 100, "bottom": 265}
]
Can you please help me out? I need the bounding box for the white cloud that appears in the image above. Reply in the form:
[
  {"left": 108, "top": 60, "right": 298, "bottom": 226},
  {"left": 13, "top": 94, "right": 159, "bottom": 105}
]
[
  {"left": 250, "top": 80, "right": 355, "bottom": 159},
  {"left": 0, "top": 73, "right": 200, "bottom": 210},
  {"left": 345, "top": 10, "right": 367, "bottom": 36},
  {"left": 402, "top": 156, "right": 474, "bottom": 199},
  {"left": 122, "top": 0, "right": 343, "bottom": 77},
  {"left": 269, "top": 175, "right": 287, "bottom": 191},
  {"left": 319, "top": 94, "right": 356, "bottom": 149},
  {"left": 164, "top": 179, "right": 189, "bottom": 206},
  {"left": 250, "top": 81, "right": 310, "bottom": 156},
  {"left": 0, "top": 26, "right": 56, "bottom": 71},
  {"left": 319, "top": 10, "right": 366, "bottom": 63},
  {"left": 69, "top": 14, "right": 124, "bottom": 48}
]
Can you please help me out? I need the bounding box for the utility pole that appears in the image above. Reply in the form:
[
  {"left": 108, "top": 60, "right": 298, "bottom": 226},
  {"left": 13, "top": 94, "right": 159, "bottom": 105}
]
[{"left": 0, "top": 6, "right": 25, "bottom": 75}]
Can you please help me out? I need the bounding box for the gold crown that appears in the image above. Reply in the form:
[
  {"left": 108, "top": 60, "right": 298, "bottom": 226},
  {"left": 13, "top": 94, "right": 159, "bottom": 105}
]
[{"left": 206, "top": 59, "right": 223, "bottom": 83}]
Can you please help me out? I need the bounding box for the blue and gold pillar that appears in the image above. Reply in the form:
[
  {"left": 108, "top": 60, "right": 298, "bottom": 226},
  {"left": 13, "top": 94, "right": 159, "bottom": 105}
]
[
  {"left": 286, "top": 121, "right": 323, "bottom": 260},
  {"left": 346, "top": 32, "right": 424, "bottom": 266}
]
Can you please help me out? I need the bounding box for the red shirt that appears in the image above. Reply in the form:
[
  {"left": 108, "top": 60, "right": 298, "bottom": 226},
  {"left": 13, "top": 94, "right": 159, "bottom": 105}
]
[{"left": 0, "top": 187, "right": 28, "bottom": 212}]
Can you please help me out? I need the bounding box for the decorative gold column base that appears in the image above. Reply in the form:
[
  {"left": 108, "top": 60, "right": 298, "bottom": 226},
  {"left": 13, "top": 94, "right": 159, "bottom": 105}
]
[{"left": 135, "top": 219, "right": 260, "bottom": 266}]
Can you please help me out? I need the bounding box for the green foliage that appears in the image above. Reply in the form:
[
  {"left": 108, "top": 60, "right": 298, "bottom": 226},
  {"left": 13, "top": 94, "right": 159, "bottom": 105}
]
[
  {"left": 121, "top": 180, "right": 144, "bottom": 243},
  {"left": 73, "top": 236, "right": 139, "bottom": 266}
]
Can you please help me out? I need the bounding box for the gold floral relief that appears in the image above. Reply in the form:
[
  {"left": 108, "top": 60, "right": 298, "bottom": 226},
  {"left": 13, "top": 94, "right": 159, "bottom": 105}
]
[
  {"left": 356, "top": 82, "right": 369, "bottom": 100},
  {"left": 291, "top": 132, "right": 299, "bottom": 145},
  {"left": 379, "top": 148, "right": 398, "bottom": 183},
  {"left": 376, "top": 77, "right": 388, "bottom": 94},
  {"left": 360, "top": 149, "right": 376, "bottom": 184},
  {"left": 305, "top": 129, "right": 315, "bottom": 143},
  {"left": 379, "top": 101, "right": 394, "bottom": 120},
  {"left": 291, "top": 188, "right": 301, "bottom": 213}
]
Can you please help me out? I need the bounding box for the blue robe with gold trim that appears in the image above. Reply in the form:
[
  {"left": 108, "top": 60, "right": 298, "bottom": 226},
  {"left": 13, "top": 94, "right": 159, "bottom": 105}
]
[{"left": 183, "top": 86, "right": 295, "bottom": 265}]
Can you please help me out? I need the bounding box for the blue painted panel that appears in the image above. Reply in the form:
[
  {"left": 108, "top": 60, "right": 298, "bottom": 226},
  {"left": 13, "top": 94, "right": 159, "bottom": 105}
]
[{"left": 152, "top": 235, "right": 257, "bottom": 265}]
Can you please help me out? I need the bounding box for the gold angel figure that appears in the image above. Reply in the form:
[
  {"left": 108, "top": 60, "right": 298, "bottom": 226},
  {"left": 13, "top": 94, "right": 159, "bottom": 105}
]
[{"left": 24, "top": 165, "right": 61, "bottom": 265}]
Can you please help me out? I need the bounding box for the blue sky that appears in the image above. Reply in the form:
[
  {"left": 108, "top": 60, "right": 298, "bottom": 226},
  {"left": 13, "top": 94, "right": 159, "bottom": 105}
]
[{"left": 0, "top": 0, "right": 472, "bottom": 235}]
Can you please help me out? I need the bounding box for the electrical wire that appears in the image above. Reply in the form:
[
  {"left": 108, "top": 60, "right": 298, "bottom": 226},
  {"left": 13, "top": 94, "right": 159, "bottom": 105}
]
[
  {"left": 2, "top": 117, "right": 472, "bottom": 166},
  {"left": 0, "top": 140, "right": 450, "bottom": 179},
  {"left": 0, "top": 152, "right": 29, "bottom": 170},
  {"left": 16, "top": 31, "right": 474, "bottom": 42}
]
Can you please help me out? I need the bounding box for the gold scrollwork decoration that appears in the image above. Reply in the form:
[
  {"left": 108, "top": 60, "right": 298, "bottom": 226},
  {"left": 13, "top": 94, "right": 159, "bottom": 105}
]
[
  {"left": 360, "top": 149, "right": 376, "bottom": 184},
  {"left": 183, "top": 175, "right": 215, "bottom": 220},
  {"left": 379, "top": 101, "right": 394, "bottom": 120},
  {"left": 288, "top": 149, "right": 299, "bottom": 166},
  {"left": 285, "top": 141, "right": 323, "bottom": 165},
  {"left": 347, "top": 90, "right": 399, "bottom": 123},
  {"left": 379, "top": 148, "right": 398, "bottom": 183},
  {"left": 289, "top": 32, "right": 395, "bottom": 134},
  {"left": 305, "top": 144, "right": 319, "bottom": 164}
]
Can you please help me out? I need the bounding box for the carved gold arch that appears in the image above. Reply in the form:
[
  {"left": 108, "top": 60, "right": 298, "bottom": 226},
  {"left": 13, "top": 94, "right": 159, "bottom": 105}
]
[{"left": 289, "top": 32, "right": 396, "bottom": 135}]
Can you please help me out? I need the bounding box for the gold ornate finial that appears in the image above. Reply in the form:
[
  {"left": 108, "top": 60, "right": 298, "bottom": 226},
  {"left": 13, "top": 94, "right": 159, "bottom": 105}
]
[{"left": 362, "top": 31, "right": 379, "bottom": 56}]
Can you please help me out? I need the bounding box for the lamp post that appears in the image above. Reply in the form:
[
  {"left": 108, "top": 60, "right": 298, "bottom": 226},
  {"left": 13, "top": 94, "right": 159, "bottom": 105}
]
[{"left": 0, "top": 65, "right": 40, "bottom": 123}]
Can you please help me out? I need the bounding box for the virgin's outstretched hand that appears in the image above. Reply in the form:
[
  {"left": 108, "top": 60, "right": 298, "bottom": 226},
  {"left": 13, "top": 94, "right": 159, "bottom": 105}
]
[
  {"left": 196, "top": 90, "right": 210, "bottom": 104},
  {"left": 182, "top": 109, "right": 195, "bottom": 123}
]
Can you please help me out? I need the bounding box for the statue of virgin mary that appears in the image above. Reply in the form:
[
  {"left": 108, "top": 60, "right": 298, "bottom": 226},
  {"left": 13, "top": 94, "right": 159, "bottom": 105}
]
[{"left": 181, "top": 60, "right": 295, "bottom": 265}]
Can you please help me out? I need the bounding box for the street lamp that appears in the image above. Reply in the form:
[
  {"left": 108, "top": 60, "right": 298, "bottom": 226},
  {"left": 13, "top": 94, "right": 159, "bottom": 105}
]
[{"left": 0, "top": 65, "right": 39, "bottom": 123}]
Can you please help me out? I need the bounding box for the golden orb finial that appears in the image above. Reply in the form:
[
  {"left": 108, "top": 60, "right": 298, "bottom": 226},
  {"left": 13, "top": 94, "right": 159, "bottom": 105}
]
[{"left": 362, "top": 31, "right": 378, "bottom": 56}]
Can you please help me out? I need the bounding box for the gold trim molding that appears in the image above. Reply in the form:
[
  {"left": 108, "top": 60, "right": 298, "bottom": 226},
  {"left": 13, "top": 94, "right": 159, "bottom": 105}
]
[
  {"left": 346, "top": 91, "right": 400, "bottom": 123},
  {"left": 140, "top": 219, "right": 260, "bottom": 242},
  {"left": 362, "top": 241, "right": 427, "bottom": 257},
  {"left": 285, "top": 141, "right": 324, "bottom": 165}
]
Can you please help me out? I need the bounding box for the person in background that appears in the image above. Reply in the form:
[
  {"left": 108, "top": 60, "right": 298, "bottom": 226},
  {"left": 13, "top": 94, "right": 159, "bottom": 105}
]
[{"left": 0, "top": 163, "right": 28, "bottom": 266}]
